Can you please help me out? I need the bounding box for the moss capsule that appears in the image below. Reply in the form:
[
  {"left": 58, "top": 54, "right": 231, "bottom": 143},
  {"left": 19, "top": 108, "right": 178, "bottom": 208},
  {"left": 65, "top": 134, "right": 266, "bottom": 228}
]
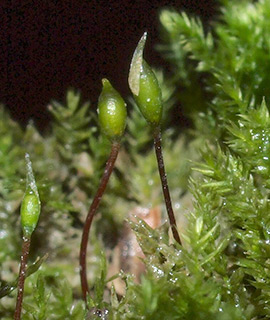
[
  {"left": 98, "top": 79, "right": 127, "bottom": 141},
  {"left": 134, "top": 60, "right": 163, "bottom": 126},
  {"left": 129, "top": 32, "right": 163, "bottom": 127},
  {"left": 21, "top": 189, "right": 41, "bottom": 237},
  {"left": 20, "top": 154, "right": 41, "bottom": 238}
]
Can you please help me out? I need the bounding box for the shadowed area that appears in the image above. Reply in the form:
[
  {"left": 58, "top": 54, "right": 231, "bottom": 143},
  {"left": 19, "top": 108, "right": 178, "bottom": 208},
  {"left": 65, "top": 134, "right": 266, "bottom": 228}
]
[{"left": 1, "top": 0, "right": 216, "bottom": 130}]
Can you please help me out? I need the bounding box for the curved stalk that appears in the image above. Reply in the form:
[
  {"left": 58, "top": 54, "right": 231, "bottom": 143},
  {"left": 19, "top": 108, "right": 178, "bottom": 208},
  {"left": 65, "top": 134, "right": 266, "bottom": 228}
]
[
  {"left": 153, "top": 127, "right": 181, "bottom": 245},
  {"left": 80, "top": 141, "right": 120, "bottom": 302},
  {"left": 14, "top": 236, "right": 31, "bottom": 320}
]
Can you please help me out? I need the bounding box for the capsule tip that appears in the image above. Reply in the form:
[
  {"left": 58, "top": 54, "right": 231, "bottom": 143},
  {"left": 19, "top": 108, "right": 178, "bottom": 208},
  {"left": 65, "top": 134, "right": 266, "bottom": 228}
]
[{"left": 128, "top": 32, "right": 148, "bottom": 96}]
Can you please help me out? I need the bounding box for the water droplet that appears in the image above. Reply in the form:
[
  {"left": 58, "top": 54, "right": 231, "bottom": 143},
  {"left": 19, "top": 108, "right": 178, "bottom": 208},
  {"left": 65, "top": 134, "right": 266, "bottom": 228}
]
[
  {"left": 257, "top": 165, "right": 267, "bottom": 172},
  {"left": 174, "top": 203, "right": 180, "bottom": 209},
  {"left": 151, "top": 265, "right": 164, "bottom": 278},
  {"left": 0, "top": 230, "right": 7, "bottom": 239}
]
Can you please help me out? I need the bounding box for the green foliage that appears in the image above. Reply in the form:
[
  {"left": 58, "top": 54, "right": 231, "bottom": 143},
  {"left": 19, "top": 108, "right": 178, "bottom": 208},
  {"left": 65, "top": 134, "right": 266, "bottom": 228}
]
[
  {"left": 160, "top": 0, "right": 270, "bottom": 139},
  {"left": 155, "top": 0, "right": 270, "bottom": 318},
  {"left": 49, "top": 88, "right": 92, "bottom": 161},
  {"left": 0, "top": 255, "right": 47, "bottom": 299},
  {"left": 0, "top": 107, "right": 24, "bottom": 264},
  {"left": 22, "top": 270, "right": 86, "bottom": 320}
]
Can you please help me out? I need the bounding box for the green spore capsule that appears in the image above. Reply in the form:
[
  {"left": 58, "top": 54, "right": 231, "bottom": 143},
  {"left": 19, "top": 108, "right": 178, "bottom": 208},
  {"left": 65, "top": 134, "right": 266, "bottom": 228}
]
[
  {"left": 128, "top": 32, "right": 163, "bottom": 127},
  {"left": 134, "top": 60, "right": 163, "bottom": 126},
  {"left": 98, "top": 79, "right": 127, "bottom": 141},
  {"left": 20, "top": 154, "right": 41, "bottom": 238}
]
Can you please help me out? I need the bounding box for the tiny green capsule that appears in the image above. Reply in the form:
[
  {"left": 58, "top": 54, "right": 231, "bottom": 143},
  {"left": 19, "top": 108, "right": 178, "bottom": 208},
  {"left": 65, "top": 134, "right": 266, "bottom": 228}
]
[
  {"left": 20, "top": 154, "right": 41, "bottom": 238},
  {"left": 128, "top": 32, "right": 163, "bottom": 127},
  {"left": 21, "top": 189, "right": 41, "bottom": 237},
  {"left": 98, "top": 79, "right": 127, "bottom": 141},
  {"left": 133, "top": 60, "right": 163, "bottom": 127}
]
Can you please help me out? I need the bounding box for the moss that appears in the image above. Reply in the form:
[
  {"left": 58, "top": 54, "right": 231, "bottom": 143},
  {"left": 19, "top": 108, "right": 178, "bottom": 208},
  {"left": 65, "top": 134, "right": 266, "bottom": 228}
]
[{"left": 2, "top": 1, "right": 270, "bottom": 318}]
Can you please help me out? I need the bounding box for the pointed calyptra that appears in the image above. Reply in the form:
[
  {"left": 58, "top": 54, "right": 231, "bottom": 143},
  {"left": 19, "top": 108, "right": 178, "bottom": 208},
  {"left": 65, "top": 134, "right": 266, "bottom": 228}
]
[
  {"left": 20, "top": 153, "right": 41, "bottom": 238},
  {"left": 128, "top": 32, "right": 163, "bottom": 127}
]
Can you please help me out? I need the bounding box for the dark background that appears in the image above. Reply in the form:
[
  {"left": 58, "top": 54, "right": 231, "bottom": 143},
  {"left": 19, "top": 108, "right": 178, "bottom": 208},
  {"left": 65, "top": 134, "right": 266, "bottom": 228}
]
[{"left": 1, "top": 1, "right": 216, "bottom": 130}]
